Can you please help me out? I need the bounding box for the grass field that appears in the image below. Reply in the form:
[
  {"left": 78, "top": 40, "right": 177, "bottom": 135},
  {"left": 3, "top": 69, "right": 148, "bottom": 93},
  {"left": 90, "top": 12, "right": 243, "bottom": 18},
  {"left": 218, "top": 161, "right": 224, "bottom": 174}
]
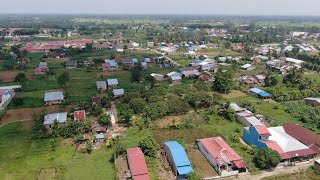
[{"left": 0, "top": 122, "right": 115, "bottom": 179}]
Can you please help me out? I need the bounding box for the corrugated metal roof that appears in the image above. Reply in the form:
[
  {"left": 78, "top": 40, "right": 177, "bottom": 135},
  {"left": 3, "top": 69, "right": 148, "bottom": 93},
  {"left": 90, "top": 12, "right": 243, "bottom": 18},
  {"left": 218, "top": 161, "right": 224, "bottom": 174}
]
[
  {"left": 96, "top": 81, "right": 107, "bottom": 88},
  {"left": 127, "top": 147, "right": 150, "bottom": 179},
  {"left": 254, "top": 125, "right": 271, "bottom": 136},
  {"left": 43, "top": 112, "right": 67, "bottom": 125},
  {"left": 113, "top": 89, "right": 124, "bottom": 96},
  {"left": 199, "top": 136, "right": 245, "bottom": 166},
  {"left": 164, "top": 141, "right": 193, "bottom": 173},
  {"left": 44, "top": 91, "right": 64, "bottom": 102},
  {"left": 107, "top": 79, "right": 118, "bottom": 86}
]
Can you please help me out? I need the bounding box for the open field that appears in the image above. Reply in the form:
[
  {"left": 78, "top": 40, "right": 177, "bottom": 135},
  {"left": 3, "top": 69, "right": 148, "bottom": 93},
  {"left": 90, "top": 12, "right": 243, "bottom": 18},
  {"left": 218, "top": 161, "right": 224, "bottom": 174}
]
[
  {"left": 0, "top": 122, "right": 115, "bottom": 179},
  {"left": 0, "top": 70, "right": 32, "bottom": 83}
]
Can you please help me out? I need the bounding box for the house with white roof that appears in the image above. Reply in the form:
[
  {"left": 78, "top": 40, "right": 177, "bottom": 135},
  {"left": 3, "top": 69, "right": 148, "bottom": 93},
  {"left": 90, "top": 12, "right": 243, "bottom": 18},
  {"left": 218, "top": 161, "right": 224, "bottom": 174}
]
[
  {"left": 43, "top": 112, "right": 68, "bottom": 129},
  {"left": 44, "top": 91, "right": 65, "bottom": 105},
  {"left": 107, "top": 79, "right": 118, "bottom": 89}
]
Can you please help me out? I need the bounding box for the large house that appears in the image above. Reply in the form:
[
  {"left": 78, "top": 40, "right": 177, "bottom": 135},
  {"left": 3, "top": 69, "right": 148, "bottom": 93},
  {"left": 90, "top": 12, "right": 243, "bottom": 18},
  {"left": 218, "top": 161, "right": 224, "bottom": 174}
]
[
  {"left": 127, "top": 147, "right": 150, "bottom": 180},
  {"left": 198, "top": 136, "right": 247, "bottom": 177},
  {"left": 44, "top": 91, "right": 65, "bottom": 105},
  {"left": 243, "top": 125, "right": 316, "bottom": 165},
  {"left": 43, "top": 112, "right": 68, "bottom": 129},
  {"left": 164, "top": 141, "right": 193, "bottom": 180}
]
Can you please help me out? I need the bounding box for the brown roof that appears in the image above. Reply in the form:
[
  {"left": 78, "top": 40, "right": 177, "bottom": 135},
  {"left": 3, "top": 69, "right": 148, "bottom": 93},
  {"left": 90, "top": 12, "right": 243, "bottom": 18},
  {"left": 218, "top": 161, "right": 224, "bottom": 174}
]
[{"left": 283, "top": 123, "right": 320, "bottom": 153}]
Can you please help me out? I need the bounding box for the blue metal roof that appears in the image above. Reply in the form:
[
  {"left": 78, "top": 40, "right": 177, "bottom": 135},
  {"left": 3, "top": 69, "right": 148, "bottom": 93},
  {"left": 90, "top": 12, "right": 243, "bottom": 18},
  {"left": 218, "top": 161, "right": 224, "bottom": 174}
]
[
  {"left": 259, "top": 92, "right": 272, "bottom": 97},
  {"left": 177, "top": 165, "right": 194, "bottom": 175},
  {"left": 164, "top": 141, "right": 193, "bottom": 171},
  {"left": 250, "top": 88, "right": 264, "bottom": 94}
]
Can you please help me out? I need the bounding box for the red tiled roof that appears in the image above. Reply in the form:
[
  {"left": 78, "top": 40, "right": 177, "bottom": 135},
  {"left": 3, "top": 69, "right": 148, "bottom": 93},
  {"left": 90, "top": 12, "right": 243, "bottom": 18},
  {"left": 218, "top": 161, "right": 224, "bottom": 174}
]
[
  {"left": 233, "top": 159, "right": 247, "bottom": 169},
  {"left": 264, "top": 140, "right": 289, "bottom": 159},
  {"left": 285, "top": 148, "right": 317, "bottom": 159},
  {"left": 102, "top": 63, "right": 111, "bottom": 68},
  {"left": 91, "top": 96, "right": 101, "bottom": 105},
  {"left": 127, "top": 147, "right": 150, "bottom": 180},
  {"left": 74, "top": 110, "right": 86, "bottom": 121},
  {"left": 283, "top": 123, "right": 320, "bottom": 153},
  {"left": 254, "top": 125, "right": 271, "bottom": 136},
  {"left": 0, "top": 89, "right": 8, "bottom": 95},
  {"left": 199, "top": 136, "right": 246, "bottom": 166}
]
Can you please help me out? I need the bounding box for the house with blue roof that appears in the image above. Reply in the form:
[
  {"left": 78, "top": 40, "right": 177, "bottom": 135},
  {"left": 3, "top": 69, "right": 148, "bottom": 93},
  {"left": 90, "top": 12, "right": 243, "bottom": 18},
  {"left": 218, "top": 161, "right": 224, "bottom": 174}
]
[
  {"left": 249, "top": 88, "right": 272, "bottom": 99},
  {"left": 164, "top": 141, "right": 193, "bottom": 180}
]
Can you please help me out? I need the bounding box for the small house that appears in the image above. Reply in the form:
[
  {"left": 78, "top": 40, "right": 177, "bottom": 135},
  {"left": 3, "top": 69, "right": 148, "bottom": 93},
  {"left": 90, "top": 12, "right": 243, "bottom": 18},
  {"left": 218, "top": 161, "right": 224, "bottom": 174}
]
[
  {"left": 44, "top": 91, "right": 65, "bottom": 105},
  {"left": 241, "top": 64, "right": 254, "bottom": 71},
  {"left": 170, "top": 76, "right": 182, "bottom": 84},
  {"left": 107, "top": 79, "right": 119, "bottom": 89},
  {"left": 199, "top": 71, "right": 213, "bottom": 81},
  {"left": 198, "top": 136, "right": 247, "bottom": 177},
  {"left": 150, "top": 73, "right": 165, "bottom": 81},
  {"left": 249, "top": 88, "right": 272, "bottom": 99},
  {"left": 95, "top": 133, "right": 105, "bottom": 143},
  {"left": 141, "top": 62, "right": 148, "bottom": 69},
  {"left": 96, "top": 81, "right": 107, "bottom": 91},
  {"left": 304, "top": 97, "right": 320, "bottom": 107},
  {"left": 43, "top": 112, "right": 67, "bottom": 129},
  {"left": 164, "top": 141, "right": 193, "bottom": 179},
  {"left": 74, "top": 110, "right": 86, "bottom": 121},
  {"left": 314, "top": 160, "right": 320, "bottom": 171},
  {"left": 91, "top": 96, "right": 102, "bottom": 105},
  {"left": 65, "top": 60, "right": 77, "bottom": 69},
  {"left": 236, "top": 111, "right": 263, "bottom": 127},
  {"left": 127, "top": 147, "right": 150, "bottom": 180},
  {"left": 113, "top": 89, "right": 125, "bottom": 97},
  {"left": 92, "top": 124, "right": 107, "bottom": 134}
]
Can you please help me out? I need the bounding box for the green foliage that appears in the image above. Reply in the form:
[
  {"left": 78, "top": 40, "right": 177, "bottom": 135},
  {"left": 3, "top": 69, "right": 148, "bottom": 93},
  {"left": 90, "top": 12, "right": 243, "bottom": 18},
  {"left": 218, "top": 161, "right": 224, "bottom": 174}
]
[
  {"left": 285, "top": 102, "right": 320, "bottom": 129},
  {"left": 254, "top": 148, "right": 281, "bottom": 169},
  {"left": 186, "top": 172, "right": 201, "bottom": 180},
  {"left": 57, "top": 72, "right": 70, "bottom": 87},
  {"left": 97, "top": 114, "right": 111, "bottom": 127},
  {"left": 12, "top": 97, "right": 24, "bottom": 106},
  {"left": 85, "top": 141, "right": 93, "bottom": 154},
  {"left": 53, "top": 120, "right": 90, "bottom": 138},
  {"left": 129, "top": 98, "right": 147, "bottom": 114},
  {"left": 14, "top": 73, "right": 27, "bottom": 85},
  {"left": 264, "top": 76, "right": 278, "bottom": 87},
  {"left": 144, "top": 101, "right": 169, "bottom": 121},
  {"left": 166, "top": 94, "right": 190, "bottom": 115},
  {"left": 131, "top": 63, "right": 143, "bottom": 82},
  {"left": 74, "top": 134, "right": 84, "bottom": 145},
  {"left": 0, "top": 109, "right": 7, "bottom": 120},
  {"left": 101, "top": 96, "right": 111, "bottom": 108},
  {"left": 185, "top": 91, "right": 213, "bottom": 109},
  {"left": 138, "top": 136, "right": 159, "bottom": 158},
  {"left": 213, "top": 69, "right": 234, "bottom": 93},
  {"left": 31, "top": 111, "right": 47, "bottom": 139}
]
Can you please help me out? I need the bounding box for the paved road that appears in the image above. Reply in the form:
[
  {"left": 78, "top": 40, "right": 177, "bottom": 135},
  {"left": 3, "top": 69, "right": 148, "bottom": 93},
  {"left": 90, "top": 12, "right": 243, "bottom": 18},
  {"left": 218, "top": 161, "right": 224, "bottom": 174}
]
[
  {"left": 150, "top": 49, "right": 181, "bottom": 66},
  {"left": 237, "top": 161, "right": 313, "bottom": 180}
]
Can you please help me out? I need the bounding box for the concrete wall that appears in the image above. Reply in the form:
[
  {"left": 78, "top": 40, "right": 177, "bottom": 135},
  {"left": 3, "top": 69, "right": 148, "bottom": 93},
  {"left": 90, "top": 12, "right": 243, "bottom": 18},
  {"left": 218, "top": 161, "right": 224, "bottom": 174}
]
[{"left": 198, "top": 141, "right": 220, "bottom": 174}]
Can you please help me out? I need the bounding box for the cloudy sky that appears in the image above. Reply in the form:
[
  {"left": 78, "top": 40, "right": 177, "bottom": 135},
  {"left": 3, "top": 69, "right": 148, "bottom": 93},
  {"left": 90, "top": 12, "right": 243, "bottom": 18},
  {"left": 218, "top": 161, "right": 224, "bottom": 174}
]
[{"left": 1, "top": 0, "right": 319, "bottom": 16}]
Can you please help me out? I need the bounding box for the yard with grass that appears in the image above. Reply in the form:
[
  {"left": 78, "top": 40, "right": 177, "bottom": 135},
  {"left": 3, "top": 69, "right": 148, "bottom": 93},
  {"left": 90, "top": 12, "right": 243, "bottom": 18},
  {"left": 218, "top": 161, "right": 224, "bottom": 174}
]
[{"left": 0, "top": 122, "right": 115, "bottom": 179}]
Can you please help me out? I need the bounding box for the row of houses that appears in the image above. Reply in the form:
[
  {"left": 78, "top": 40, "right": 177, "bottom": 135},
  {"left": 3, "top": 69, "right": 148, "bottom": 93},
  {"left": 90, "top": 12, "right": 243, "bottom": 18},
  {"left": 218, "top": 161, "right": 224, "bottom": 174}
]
[
  {"left": 266, "top": 57, "right": 304, "bottom": 74},
  {"left": 96, "top": 78, "right": 125, "bottom": 97},
  {"left": 238, "top": 74, "right": 267, "bottom": 84},
  {"left": 230, "top": 103, "right": 263, "bottom": 127}
]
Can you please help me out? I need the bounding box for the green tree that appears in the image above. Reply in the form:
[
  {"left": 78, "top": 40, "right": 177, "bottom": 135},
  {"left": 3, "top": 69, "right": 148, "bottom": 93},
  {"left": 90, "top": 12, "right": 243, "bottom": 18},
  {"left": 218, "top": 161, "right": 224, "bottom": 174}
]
[
  {"left": 129, "top": 98, "right": 147, "bottom": 114},
  {"left": 14, "top": 73, "right": 27, "bottom": 85},
  {"left": 138, "top": 136, "right": 159, "bottom": 158},
  {"left": 85, "top": 141, "right": 93, "bottom": 154},
  {"left": 213, "top": 70, "right": 234, "bottom": 93},
  {"left": 254, "top": 148, "right": 281, "bottom": 169},
  {"left": 131, "top": 63, "right": 143, "bottom": 82},
  {"left": 97, "top": 114, "right": 111, "bottom": 127},
  {"left": 265, "top": 76, "right": 278, "bottom": 87},
  {"left": 224, "top": 41, "right": 231, "bottom": 49},
  {"left": 57, "top": 72, "right": 70, "bottom": 87},
  {"left": 0, "top": 109, "right": 7, "bottom": 120}
]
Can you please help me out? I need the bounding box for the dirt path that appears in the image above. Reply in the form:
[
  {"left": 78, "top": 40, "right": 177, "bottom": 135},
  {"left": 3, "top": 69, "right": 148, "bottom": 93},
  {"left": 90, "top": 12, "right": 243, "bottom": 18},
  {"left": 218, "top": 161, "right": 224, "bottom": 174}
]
[
  {"left": 237, "top": 161, "right": 313, "bottom": 180},
  {"left": 150, "top": 49, "right": 181, "bottom": 66},
  {"left": 0, "top": 105, "right": 68, "bottom": 128}
]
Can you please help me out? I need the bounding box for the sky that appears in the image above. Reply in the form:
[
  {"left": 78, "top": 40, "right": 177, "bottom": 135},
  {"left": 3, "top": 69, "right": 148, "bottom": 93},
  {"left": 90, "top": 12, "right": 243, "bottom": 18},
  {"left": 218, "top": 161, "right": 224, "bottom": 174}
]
[{"left": 1, "top": 0, "right": 319, "bottom": 16}]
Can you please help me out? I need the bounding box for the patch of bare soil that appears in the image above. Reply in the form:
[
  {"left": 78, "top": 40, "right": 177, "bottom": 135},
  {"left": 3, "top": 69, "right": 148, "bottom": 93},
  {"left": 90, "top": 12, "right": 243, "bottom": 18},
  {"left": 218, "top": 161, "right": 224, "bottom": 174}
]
[
  {"left": 0, "top": 71, "right": 32, "bottom": 83},
  {"left": 116, "top": 156, "right": 131, "bottom": 180},
  {"left": 37, "top": 168, "right": 58, "bottom": 180}
]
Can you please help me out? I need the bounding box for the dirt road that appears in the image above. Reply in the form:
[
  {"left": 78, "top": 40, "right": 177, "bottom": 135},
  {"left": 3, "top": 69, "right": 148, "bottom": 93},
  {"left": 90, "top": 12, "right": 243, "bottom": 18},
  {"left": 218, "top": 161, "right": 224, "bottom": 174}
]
[{"left": 237, "top": 161, "right": 313, "bottom": 180}]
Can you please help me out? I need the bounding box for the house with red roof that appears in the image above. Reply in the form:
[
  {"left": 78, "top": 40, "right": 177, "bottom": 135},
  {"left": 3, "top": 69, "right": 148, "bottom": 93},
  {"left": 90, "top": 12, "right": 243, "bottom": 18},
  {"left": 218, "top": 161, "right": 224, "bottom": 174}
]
[
  {"left": 127, "top": 147, "right": 150, "bottom": 180},
  {"left": 283, "top": 123, "right": 320, "bottom": 154},
  {"left": 74, "top": 110, "right": 86, "bottom": 121},
  {"left": 243, "top": 124, "right": 316, "bottom": 165},
  {"left": 198, "top": 136, "right": 247, "bottom": 177}
]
